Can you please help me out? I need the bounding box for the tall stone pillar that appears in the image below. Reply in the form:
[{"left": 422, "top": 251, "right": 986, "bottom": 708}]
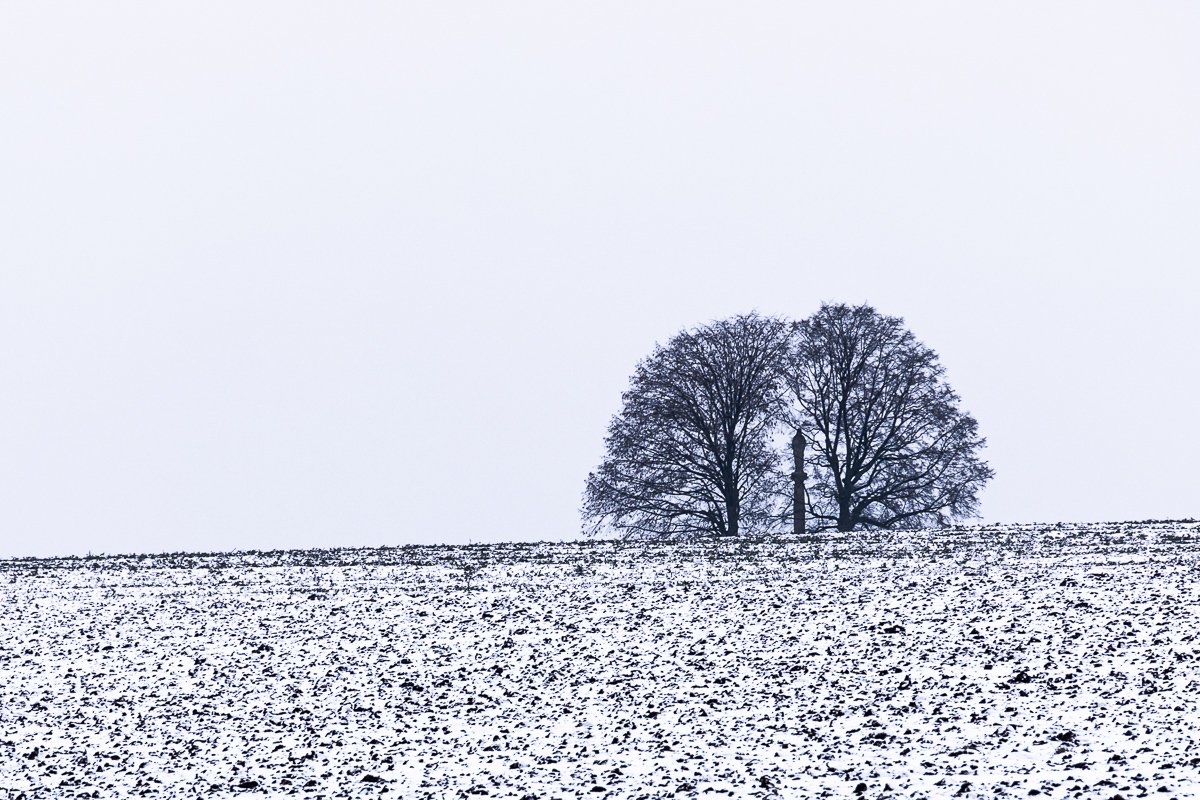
[{"left": 792, "top": 430, "right": 806, "bottom": 535}]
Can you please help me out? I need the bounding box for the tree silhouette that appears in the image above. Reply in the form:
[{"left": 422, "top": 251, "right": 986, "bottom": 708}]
[
  {"left": 785, "top": 303, "right": 992, "bottom": 532},
  {"left": 582, "top": 313, "right": 791, "bottom": 539}
]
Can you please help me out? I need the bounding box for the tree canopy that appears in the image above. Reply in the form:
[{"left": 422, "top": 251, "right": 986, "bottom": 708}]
[
  {"left": 583, "top": 304, "right": 993, "bottom": 538},
  {"left": 582, "top": 313, "right": 791, "bottom": 539},
  {"left": 785, "top": 303, "right": 992, "bottom": 532}
]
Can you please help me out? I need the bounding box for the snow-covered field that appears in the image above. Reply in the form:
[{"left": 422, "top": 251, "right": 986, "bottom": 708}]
[{"left": 3, "top": 521, "right": 1200, "bottom": 799}]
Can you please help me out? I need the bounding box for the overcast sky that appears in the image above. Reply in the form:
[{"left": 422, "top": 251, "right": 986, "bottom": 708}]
[{"left": 2, "top": 2, "right": 1197, "bottom": 558}]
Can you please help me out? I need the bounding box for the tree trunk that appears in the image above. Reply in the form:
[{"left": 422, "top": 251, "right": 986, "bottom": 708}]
[
  {"left": 725, "top": 492, "right": 740, "bottom": 537},
  {"left": 837, "top": 496, "right": 853, "bottom": 532}
]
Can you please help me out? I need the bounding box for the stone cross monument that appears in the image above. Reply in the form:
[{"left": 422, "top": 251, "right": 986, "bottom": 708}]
[{"left": 792, "top": 430, "right": 806, "bottom": 535}]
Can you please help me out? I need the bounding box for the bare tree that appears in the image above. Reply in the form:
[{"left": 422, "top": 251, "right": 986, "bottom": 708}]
[
  {"left": 583, "top": 313, "right": 792, "bottom": 539},
  {"left": 786, "top": 303, "right": 992, "bottom": 532}
]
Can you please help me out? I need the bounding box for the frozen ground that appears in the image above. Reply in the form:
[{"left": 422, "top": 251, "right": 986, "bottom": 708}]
[{"left": 3, "top": 521, "right": 1200, "bottom": 799}]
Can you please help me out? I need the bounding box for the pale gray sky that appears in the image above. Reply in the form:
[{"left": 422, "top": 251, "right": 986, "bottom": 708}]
[{"left": 2, "top": 2, "right": 1198, "bottom": 557}]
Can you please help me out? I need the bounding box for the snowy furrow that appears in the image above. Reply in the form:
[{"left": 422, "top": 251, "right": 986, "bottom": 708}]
[{"left": 2, "top": 522, "right": 1199, "bottom": 798}]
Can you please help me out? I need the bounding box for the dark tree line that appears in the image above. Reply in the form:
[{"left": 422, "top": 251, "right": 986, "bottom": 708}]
[{"left": 582, "top": 304, "right": 993, "bottom": 538}]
